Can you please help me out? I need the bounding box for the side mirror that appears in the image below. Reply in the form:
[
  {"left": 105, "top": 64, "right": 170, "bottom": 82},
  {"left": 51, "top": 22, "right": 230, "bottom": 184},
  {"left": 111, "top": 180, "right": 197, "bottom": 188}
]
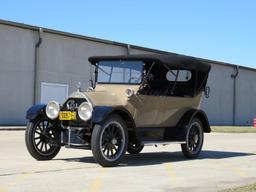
[{"left": 204, "top": 86, "right": 210, "bottom": 98}]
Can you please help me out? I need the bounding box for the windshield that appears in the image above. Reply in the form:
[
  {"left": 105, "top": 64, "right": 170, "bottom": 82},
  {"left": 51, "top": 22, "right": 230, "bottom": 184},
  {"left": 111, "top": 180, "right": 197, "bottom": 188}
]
[{"left": 96, "top": 60, "right": 143, "bottom": 84}]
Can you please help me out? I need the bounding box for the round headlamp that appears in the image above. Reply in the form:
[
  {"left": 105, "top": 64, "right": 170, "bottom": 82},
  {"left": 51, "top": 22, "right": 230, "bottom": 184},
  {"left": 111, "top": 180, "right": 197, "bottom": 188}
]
[
  {"left": 46, "top": 101, "right": 60, "bottom": 119},
  {"left": 78, "top": 102, "right": 93, "bottom": 121}
]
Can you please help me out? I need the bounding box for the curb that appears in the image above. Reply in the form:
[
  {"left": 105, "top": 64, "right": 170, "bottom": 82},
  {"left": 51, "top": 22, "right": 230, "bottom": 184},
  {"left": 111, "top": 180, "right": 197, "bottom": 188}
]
[{"left": 0, "top": 127, "right": 26, "bottom": 131}]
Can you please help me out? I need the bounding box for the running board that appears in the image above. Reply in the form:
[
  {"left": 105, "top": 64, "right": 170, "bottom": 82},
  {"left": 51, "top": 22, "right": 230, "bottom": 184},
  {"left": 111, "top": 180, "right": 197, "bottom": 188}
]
[{"left": 143, "top": 141, "right": 186, "bottom": 146}]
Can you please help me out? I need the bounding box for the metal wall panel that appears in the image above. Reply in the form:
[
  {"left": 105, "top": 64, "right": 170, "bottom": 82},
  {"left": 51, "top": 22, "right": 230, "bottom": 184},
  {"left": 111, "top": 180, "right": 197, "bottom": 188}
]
[
  {"left": 0, "top": 25, "right": 35, "bottom": 125},
  {"left": 35, "top": 32, "right": 127, "bottom": 103},
  {"left": 0, "top": 22, "right": 256, "bottom": 125},
  {"left": 200, "top": 64, "right": 234, "bottom": 125},
  {"left": 235, "top": 69, "right": 256, "bottom": 125}
]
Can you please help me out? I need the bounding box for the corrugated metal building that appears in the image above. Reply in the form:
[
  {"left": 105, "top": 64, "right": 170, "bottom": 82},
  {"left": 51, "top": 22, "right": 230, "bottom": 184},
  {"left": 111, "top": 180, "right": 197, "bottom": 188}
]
[{"left": 0, "top": 19, "right": 255, "bottom": 126}]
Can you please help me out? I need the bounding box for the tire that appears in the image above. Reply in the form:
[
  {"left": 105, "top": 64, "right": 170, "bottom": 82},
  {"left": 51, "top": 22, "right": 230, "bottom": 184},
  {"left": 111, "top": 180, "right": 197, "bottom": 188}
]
[
  {"left": 25, "top": 116, "right": 61, "bottom": 160},
  {"left": 181, "top": 118, "right": 204, "bottom": 158},
  {"left": 91, "top": 114, "right": 128, "bottom": 167},
  {"left": 127, "top": 142, "right": 144, "bottom": 154}
]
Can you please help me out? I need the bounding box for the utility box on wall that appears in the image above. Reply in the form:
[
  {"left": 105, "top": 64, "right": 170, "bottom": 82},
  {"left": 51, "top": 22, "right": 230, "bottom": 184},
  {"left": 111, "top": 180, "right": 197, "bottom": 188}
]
[{"left": 41, "top": 82, "right": 69, "bottom": 104}]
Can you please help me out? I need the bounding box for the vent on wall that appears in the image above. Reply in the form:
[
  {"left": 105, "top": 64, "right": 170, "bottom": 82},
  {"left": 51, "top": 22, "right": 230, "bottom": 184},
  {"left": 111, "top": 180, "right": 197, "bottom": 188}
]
[{"left": 41, "top": 82, "right": 69, "bottom": 104}]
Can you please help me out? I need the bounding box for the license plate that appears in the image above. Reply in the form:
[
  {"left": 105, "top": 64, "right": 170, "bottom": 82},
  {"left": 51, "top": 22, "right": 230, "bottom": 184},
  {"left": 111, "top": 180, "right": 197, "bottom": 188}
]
[{"left": 59, "top": 111, "right": 76, "bottom": 120}]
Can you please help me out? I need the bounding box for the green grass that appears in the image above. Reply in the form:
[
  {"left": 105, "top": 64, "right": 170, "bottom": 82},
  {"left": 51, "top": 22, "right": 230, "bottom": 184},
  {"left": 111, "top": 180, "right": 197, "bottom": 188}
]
[
  {"left": 221, "top": 183, "right": 256, "bottom": 192},
  {"left": 211, "top": 126, "right": 256, "bottom": 133}
]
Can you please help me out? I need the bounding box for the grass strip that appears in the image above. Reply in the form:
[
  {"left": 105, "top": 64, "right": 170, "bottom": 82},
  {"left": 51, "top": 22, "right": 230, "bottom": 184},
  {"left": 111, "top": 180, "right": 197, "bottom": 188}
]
[{"left": 211, "top": 126, "right": 256, "bottom": 133}]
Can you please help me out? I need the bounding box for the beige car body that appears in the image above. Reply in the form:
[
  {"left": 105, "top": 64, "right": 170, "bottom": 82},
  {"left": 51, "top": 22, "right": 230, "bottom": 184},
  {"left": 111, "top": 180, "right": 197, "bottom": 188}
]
[
  {"left": 25, "top": 54, "right": 211, "bottom": 167},
  {"left": 82, "top": 83, "right": 202, "bottom": 128}
]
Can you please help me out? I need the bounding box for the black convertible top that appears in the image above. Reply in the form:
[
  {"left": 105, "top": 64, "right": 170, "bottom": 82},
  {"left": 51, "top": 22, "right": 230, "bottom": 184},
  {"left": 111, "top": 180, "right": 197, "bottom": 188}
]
[{"left": 88, "top": 54, "right": 211, "bottom": 73}]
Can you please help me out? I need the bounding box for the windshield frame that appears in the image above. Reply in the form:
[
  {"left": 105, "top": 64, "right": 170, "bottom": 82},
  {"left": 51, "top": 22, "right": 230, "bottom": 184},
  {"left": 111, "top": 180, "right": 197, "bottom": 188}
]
[{"left": 95, "top": 60, "right": 144, "bottom": 85}]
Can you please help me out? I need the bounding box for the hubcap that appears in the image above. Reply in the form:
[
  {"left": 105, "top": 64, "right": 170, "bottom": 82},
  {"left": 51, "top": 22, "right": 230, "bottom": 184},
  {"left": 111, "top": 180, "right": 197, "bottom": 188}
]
[
  {"left": 99, "top": 121, "right": 125, "bottom": 161},
  {"left": 112, "top": 138, "right": 117, "bottom": 145}
]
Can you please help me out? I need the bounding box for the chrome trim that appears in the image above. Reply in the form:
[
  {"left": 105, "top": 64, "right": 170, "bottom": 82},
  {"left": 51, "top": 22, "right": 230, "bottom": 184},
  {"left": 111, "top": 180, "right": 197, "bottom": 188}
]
[
  {"left": 68, "top": 126, "right": 71, "bottom": 147},
  {"left": 65, "top": 143, "right": 89, "bottom": 147},
  {"left": 78, "top": 102, "right": 93, "bottom": 121},
  {"left": 69, "top": 92, "right": 92, "bottom": 103},
  {"left": 61, "top": 131, "right": 63, "bottom": 144},
  {"left": 125, "top": 88, "right": 134, "bottom": 98},
  {"left": 46, "top": 100, "right": 60, "bottom": 119},
  {"left": 68, "top": 91, "right": 94, "bottom": 109},
  {"left": 143, "top": 141, "right": 186, "bottom": 146}
]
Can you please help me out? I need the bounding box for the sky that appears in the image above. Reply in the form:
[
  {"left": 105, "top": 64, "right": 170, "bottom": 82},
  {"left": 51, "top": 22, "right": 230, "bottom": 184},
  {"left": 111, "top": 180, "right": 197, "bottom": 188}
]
[{"left": 1, "top": 0, "right": 256, "bottom": 68}]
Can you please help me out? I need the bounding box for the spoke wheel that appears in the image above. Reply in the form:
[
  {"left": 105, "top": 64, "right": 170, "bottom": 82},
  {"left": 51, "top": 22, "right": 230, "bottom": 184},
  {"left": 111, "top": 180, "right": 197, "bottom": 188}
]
[
  {"left": 91, "top": 115, "right": 128, "bottom": 167},
  {"left": 127, "top": 142, "right": 144, "bottom": 154},
  {"left": 25, "top": 117, "right": 61, "bottom": 160},
  {"left": 181, "top": 118, "right": 204, "bottom": 158},
  {"left": 32, "top": 120, "right": 58, "bottom": 155},
  {"left": 100, "top": 122, "right": 125, "bottom": 161}
]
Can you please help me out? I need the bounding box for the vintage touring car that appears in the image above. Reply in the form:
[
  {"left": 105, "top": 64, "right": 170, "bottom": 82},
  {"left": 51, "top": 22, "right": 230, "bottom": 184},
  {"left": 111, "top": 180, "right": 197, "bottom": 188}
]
[{"left": 25, "top": 54, "right": 211, "bottom": 167}]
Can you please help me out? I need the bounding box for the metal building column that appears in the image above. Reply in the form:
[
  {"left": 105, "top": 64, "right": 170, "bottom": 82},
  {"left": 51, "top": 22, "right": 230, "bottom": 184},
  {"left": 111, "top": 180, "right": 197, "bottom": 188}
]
[
  {"left": 33, "top": 28, "right": 43, "bottom": 104},
  {"left": 231, "top": 65, "right": 239, "bottom": 125},
  {"left": 127, "top": 44, "right": 131, "bottom": 55}
]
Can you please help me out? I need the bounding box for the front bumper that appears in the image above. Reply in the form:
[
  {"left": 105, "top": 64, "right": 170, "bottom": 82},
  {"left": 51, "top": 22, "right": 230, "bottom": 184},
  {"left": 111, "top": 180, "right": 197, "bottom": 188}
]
[
  {"left": 60, "top": 126, "right": 91, "bottom": 148},
  {"left": 59, "top": 111, "right": 92, "bottom": 148}
]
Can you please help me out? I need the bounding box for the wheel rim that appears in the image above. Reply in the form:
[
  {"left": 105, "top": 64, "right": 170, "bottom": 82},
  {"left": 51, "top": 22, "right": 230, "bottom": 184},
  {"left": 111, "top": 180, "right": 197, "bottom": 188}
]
[
  {"left": 186, "top": 122, "right": 202, "bottom": 154},
  {"left": 99, "top": 121, "right": 125, "bottom": 161},
  {"left": 32, "top": 119, "right": 59, "bottom": 156}
]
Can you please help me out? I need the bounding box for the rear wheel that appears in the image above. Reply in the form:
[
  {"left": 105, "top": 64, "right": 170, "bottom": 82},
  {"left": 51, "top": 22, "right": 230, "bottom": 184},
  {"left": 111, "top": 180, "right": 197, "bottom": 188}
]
[
  {"left": 25, "top": 116, "right": 61, "bottom": 160},
  {"left": 91, "top": 115, "right": 128, "bottom": 167},
  {"left": 127, "top": 142, "right": 144, "bottom": 154},
  {"left": 181, "top": 118, "right": 204, "bottom": 158}
]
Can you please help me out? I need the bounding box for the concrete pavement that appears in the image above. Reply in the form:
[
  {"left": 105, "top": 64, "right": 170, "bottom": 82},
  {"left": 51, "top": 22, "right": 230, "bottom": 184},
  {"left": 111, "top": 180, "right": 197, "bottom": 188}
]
[{"left": 0, "top": 131, "right": 256, "bottom": 192}]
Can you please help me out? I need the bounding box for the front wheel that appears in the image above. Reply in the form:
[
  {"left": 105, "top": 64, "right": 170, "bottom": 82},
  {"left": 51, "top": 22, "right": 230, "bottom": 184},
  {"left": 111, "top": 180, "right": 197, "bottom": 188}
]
[
  {"left": 25, "top": 116, "right": 61, "bottom": 160},
  {"left": 91, "top": 115, "right": 128, "bottom": 167},
  {"left": 181, "top": 118, "right": 204, "bottom": 158}
]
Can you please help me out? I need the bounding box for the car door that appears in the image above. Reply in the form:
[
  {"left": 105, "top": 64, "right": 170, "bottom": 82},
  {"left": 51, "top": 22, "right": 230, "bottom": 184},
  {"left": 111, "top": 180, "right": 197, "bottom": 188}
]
[
  {"left": 160, "top": 70, "right": 200, "bottom": 127},
  {"left": 161, "top": 96, "right": 193, "bottom": 127},
  {"left": 129, "top": 63, "right": 168, "bottom": 127},
  {"left": 129, "top": 93, "right": 164, "bottom": 127}
]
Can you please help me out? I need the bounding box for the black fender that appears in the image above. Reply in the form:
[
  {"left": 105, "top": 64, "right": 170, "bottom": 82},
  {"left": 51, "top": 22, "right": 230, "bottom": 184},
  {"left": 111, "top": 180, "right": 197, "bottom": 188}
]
[
  {"left": 164, "top": 108, "right": 210, "bottom": 141},
  {"left": 92, "top": 106, "right": 136, "bottom": 132},
  {"left": 26, "top": 104, "right": 46, "bottom": 121},
  {"left": 177, "top": 108, "right": 211, "bottom": 133}
]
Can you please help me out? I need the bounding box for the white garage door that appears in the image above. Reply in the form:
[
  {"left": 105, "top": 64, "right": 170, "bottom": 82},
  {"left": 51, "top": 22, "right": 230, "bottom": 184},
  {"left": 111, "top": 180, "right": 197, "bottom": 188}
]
[{"left": 41, "top": 82, "right": 69, "bottom": 104}]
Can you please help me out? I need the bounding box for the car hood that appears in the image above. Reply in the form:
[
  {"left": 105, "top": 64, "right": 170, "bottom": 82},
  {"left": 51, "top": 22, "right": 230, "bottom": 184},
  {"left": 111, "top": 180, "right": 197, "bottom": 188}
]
[
  {"left": 83, "top": 91, "right": 125, "bottom": 106},
  {"left": 68, "top": 90, "right": 124, "bottom": 107}
]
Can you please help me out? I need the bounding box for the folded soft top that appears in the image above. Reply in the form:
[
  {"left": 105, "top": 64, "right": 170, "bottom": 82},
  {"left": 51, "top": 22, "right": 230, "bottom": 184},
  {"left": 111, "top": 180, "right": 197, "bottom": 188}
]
[{"left": 88, "top": 54, "right": 211, "bottom": 73}]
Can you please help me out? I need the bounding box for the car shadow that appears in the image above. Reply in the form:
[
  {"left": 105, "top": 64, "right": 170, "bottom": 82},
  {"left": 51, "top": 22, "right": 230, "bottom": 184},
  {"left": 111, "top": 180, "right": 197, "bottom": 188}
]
[{"left": 55, "top": 150, "right": 255, "bottom": 167}]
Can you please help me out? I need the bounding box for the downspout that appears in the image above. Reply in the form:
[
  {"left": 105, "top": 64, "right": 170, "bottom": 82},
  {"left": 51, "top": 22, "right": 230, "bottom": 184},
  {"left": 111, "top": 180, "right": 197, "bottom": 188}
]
[
  {"left": 231, "top": 65, "right": 239, "bottom": 125},
  {"left": 33, "top": 28, "right": 43, "bottom": 104},
  {"left": 127, "top": 44, "right": 131, "bottom": 55}
]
